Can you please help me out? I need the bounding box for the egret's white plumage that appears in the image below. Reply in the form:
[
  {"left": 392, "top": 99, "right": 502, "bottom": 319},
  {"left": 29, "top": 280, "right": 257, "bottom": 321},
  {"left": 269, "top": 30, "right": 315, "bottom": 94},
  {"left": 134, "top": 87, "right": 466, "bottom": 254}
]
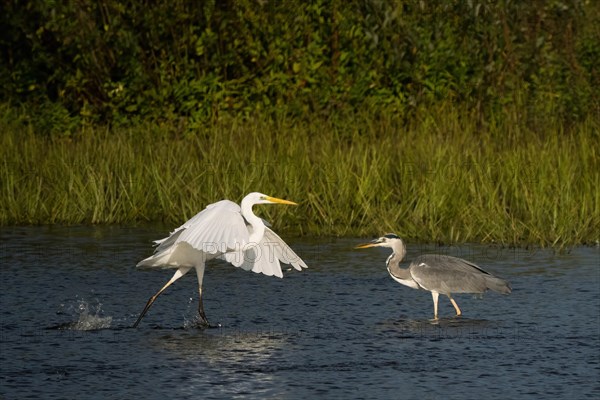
[{"left": 133, "top": 192, "right": 307, "bottom": 328}]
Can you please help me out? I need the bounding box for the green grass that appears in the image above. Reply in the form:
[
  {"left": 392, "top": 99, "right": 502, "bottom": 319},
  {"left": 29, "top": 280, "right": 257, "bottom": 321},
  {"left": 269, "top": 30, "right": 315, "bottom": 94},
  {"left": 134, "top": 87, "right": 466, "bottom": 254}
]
[{"left": 1, "top": 104, "right": 598, "bottom": 248}]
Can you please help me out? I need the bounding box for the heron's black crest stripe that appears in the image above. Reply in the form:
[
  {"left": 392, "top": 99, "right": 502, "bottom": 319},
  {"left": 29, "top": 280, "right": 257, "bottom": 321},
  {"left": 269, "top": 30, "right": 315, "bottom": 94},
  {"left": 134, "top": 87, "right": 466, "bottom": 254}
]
[{"left": 384, "top": 233, "right": 400, "bottom": 239}]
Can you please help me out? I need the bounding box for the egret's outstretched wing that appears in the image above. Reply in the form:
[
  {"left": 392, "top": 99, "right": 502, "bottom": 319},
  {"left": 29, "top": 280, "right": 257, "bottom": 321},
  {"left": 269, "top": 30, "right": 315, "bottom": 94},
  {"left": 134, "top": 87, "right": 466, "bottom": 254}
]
[
  {"left": 152, "top": 229, "right": 183, "bottom": 254},
  {"left": 152, "top": 200, "right": 243, "bottom": 250},
  {"left": 137, "top": 200, "right": 250, "bottom": 268},
  {"left": 263, "top": 228, "right": 308, "bottom": 271},
  {"left": 409, "top": 255, "right": 510, "bottom": 294},
  {"left": 219, "top": 227, "right": 307, "bottom": 278},
  {"left": 175, "top": 200, "right": 250, "bottom": 253}
]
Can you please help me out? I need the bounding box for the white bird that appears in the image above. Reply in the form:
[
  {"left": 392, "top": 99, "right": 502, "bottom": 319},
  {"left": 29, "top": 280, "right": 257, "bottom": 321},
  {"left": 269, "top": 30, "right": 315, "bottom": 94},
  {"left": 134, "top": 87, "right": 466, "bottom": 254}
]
[
  {"left": 356, "top": 234, "right": 511, "bottom": 320},
  {"left": 133, "top": 192, "right": 308, "bottom": 328}
]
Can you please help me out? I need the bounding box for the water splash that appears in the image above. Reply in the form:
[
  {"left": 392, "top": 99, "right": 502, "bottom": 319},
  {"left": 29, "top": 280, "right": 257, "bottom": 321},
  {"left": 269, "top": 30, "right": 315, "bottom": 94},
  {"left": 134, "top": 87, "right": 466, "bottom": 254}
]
[
  {"left": 182, "top": 297, "right": 222, "bottom": 329},
  {"left": 55, "top": 298, "right": 112, "bottom": 330},
  {"left": 183, "top": 297, "right": 204, "bottom": 329}
]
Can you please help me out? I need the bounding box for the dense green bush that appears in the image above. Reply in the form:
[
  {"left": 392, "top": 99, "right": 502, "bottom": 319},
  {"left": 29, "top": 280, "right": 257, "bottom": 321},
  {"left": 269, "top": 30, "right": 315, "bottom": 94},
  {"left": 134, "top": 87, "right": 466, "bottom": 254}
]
[{"left": 1, "top": 0, "right": 598, "bottom": 133}]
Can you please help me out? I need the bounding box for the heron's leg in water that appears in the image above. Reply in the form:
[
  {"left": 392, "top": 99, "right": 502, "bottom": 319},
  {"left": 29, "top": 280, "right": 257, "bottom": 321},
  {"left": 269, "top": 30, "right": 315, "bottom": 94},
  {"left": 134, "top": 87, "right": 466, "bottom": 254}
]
[
  {"left": 133, "top": 267, "right": 192, "bottom": 328},
  {"left": 448, "top": 295, "right": 462, "bottom": 317},
  {"left": 431, "top": 291, "right": 440, "bottom": 320}
]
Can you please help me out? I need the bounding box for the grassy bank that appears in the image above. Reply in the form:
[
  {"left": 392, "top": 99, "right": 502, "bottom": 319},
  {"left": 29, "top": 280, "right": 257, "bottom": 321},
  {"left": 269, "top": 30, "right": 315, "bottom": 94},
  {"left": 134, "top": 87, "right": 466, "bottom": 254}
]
[{"left": 1, "top": 105, "right": 598, "bottom": 248}]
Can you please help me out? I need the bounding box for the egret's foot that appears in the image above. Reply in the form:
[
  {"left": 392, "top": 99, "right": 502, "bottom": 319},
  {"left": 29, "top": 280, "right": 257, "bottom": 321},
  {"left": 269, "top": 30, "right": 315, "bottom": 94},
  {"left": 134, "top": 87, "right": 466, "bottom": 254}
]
[
  {"left": 191, "top": 313, "right": 221, "bottom": 329},
  {"left": 194, "top": 317, "right": 211, "bottom": 329},
  {"left": 194, "top": 321, "right": 221, "bottom": 329}
]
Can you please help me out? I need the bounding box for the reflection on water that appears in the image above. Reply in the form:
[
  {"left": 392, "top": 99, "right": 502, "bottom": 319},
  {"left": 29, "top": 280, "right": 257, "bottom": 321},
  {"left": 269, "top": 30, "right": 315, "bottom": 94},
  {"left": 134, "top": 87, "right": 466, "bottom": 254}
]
[
  {"left": 376, "top": 317, "right": 524, "bottom": 341},
  {"left": 1, "top": 226, "right": 598, "bottom": 399},
  {"left": 380, "top": 316, "right": 494, "bottom": 329},
  {"left": 155, "top": 328, "right": 286, "bottom": 397}
]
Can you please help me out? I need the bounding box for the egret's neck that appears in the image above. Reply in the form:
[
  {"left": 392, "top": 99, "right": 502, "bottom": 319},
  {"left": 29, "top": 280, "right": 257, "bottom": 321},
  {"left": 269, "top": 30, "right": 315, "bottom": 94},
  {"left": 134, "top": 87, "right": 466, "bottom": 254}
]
[{"left": 241, "top": 198, "right": 265, "bottom": 244}]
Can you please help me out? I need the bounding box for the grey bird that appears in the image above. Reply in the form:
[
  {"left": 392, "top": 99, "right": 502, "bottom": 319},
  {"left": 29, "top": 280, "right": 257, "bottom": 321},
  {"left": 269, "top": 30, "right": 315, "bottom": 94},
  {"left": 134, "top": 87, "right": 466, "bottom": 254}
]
[{"left": 356, "top": 234, "right": 511, "bottom": 319}]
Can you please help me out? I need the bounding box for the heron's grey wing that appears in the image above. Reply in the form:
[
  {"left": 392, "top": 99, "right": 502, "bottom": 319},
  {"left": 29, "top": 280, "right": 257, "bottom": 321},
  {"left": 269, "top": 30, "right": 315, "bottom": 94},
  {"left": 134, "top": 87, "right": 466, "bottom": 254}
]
[
  {"left": 219, "top": 227, "right": 308, "bottom": 278},
  {"left": 409, "top": 255, "right": 509, "bottom": 294}
]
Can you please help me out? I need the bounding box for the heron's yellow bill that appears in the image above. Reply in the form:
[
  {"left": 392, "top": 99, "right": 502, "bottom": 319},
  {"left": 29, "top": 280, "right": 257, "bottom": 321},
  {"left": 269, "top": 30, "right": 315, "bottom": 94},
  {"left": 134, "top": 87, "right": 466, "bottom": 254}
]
[
  {"left": 265, "top": 196, "right": 298, "bottom": 206},
  {"left": 355, "top": 242, "right": 378, "bottom": 249}
]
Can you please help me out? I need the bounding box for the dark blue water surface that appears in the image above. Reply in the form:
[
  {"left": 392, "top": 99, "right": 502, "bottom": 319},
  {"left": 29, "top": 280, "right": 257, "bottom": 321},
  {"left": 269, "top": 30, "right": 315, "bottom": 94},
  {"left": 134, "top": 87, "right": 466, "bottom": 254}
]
[{"left": 1, "top": 226, "right": 599, "bottom": 399}]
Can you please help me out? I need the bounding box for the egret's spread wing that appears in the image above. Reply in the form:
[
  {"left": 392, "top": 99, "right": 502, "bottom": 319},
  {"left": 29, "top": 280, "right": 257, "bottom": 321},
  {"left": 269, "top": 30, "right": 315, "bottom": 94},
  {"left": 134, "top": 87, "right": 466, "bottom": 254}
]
[
  {"left": 263, "top": 228, "right": 308, "bottom": 271},
  {"left": 152, "top": 229, "right": 184, "bottom": 254},
  {"left": 139, "top": 200, "right": 250, "bottom": 269},
  {"left": 175, "top": 200, "right": 250, "bottom": 254},
  {"left": 148, "top": 200, "right": 249, "bottom": 254},
  {"left": 409, "top": 255, "right": 491, "bottom": 294},
  {"left": 219, "top": 227, "right": 307, "bottom": 278},
  {"left": 139, "top": 198, "right": 307, "bottom": 276}
]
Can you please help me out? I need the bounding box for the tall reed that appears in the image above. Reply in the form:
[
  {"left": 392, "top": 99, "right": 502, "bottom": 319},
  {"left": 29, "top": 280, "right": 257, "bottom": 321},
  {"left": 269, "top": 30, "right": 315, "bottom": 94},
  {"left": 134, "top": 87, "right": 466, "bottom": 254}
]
[{"left": 1, "top": 105, "right": 598, "bottom": 247}]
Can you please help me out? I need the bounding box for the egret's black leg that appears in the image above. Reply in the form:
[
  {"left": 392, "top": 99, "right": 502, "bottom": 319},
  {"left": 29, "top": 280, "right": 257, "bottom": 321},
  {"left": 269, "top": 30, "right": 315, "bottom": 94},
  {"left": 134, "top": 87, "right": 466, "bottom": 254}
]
[
  {"left": 133, "top": 291, "right": 162, "bottom": 328},
  {"left": 133, "top": 267, "right": 191, "bottom": 328},
  {"left": 197, "top": 288, "right": 210, "bottom": 328}
]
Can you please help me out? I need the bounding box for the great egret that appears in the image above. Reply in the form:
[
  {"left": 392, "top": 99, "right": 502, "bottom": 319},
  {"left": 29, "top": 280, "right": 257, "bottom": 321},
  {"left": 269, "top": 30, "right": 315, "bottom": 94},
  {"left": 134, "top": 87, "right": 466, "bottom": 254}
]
[
  {"left": 356, "top": 234, "right": 511, "bottom": 319},
  {"left": 133, "top": 192, "right": 308, "bottom": 328}
]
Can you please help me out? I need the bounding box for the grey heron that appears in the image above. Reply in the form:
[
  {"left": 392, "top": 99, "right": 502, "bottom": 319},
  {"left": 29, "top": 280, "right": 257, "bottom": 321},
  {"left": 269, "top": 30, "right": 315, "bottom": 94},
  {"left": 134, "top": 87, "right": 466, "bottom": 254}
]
[
  {"left": 356, "top": 234, "right": 511, "bottom": 319},
  {"left": 133, "top": 192, "right": 308, "bottom": 328}
]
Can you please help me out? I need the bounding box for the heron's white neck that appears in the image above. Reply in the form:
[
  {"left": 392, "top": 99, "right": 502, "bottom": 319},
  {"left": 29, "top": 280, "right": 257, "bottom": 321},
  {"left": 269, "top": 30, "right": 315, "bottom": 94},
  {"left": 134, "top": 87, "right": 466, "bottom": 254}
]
[
  {"left": 388, "top": 239, "right": 407, "bottom": 265},
  {"left": 386, "top": 239, "right": 419, "bottom": 289},
  {"left": 241, "top": 197, "right": 265, "bottom": 244}
]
